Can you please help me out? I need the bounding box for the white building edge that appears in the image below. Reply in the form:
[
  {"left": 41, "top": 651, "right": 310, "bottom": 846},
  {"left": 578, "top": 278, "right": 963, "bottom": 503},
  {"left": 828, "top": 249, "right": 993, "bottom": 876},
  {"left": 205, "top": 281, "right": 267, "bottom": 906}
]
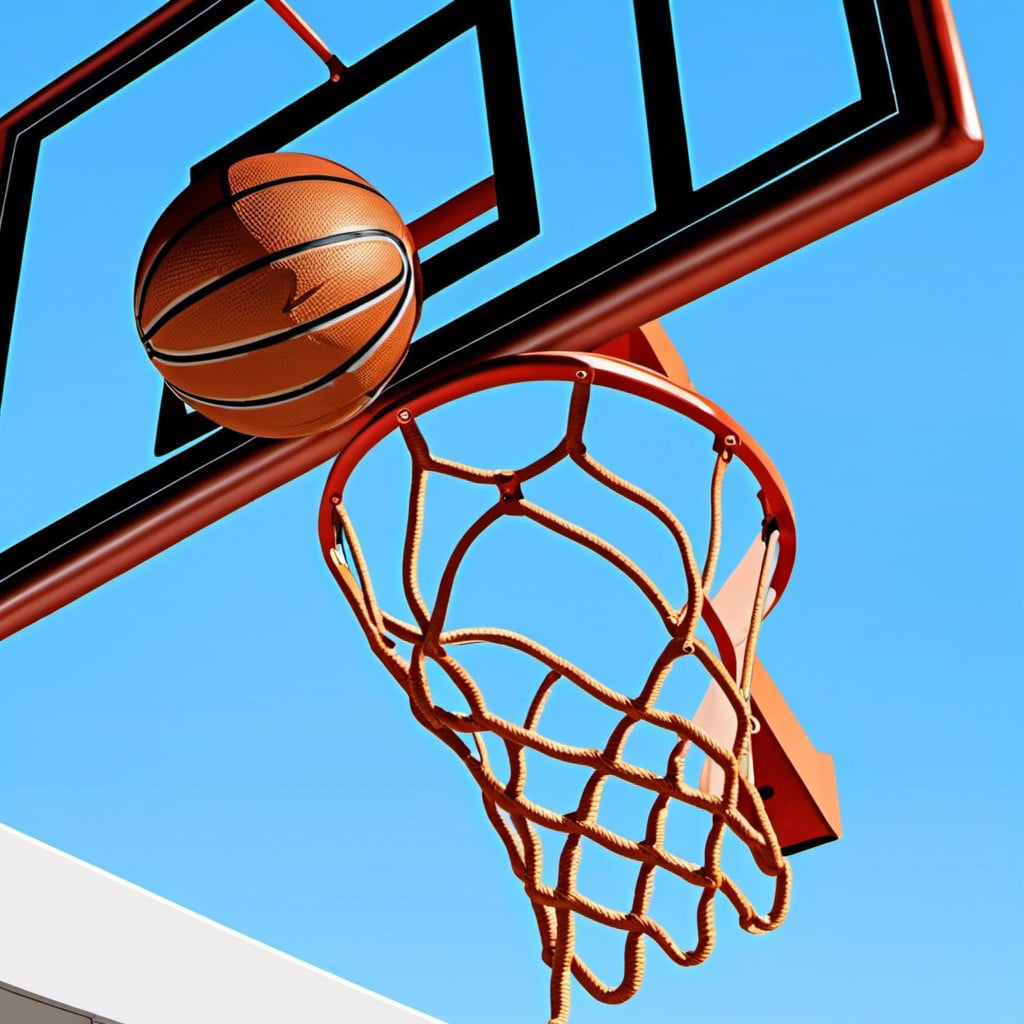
[{"left": 0, "top": 824, "right": 444, "bottom": 1024}]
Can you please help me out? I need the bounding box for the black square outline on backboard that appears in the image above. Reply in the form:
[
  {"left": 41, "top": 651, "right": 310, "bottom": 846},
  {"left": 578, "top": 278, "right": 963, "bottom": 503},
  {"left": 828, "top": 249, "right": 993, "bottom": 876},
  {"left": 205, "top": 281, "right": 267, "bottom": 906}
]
[
  {"left": 153, "top": 0, "right": 539, "bottom": 455},
  {"left": 0, "top": 0, "right": 537, "bottom": 456},
  {"left": 0, "top": 0, "right": 953, "bottom": 598}
]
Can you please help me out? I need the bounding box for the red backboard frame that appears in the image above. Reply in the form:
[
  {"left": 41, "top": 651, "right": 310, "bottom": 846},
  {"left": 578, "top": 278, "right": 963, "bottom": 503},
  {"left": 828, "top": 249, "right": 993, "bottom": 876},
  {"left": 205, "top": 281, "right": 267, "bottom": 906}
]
[{"left": 0, "top": 0, "right": 982, "bottom": 639}]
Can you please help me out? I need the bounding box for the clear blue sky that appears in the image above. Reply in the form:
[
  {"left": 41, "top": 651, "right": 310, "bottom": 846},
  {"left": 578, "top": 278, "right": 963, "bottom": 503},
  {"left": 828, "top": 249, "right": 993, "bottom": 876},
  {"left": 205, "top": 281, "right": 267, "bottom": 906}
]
[{"left": 1, "top": 3, "right": 1021, "bottom": 1022}]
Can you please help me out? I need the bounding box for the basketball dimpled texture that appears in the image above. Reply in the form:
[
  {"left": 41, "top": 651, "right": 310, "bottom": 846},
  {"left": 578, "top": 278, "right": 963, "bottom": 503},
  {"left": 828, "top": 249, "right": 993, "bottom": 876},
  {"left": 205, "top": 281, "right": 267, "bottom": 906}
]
[{"left": 134, "top": 153, "right": 421, "bottom": 438}]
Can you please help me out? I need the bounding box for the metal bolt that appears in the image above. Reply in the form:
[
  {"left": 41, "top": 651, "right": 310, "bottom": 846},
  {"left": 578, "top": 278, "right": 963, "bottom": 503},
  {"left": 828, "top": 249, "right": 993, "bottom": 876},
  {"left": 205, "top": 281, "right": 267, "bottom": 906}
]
[
  {"left": 575, "top": 369, "right": 588, "bottom": 380},
  {"left": 397, "top": 409, "right": 411, "bottom": 423},
  {"left": 723, "top": 434, "right": 739, "bottom": 448},
  {"left": 330, "top": 495, "right": 341, "bottom": 506}
]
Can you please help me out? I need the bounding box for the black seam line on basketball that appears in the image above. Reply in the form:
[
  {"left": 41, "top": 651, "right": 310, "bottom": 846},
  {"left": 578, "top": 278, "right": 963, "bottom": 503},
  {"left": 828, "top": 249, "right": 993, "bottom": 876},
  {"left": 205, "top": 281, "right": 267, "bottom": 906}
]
[
  {"left": 149, "top": 265, "right": 408, "bottom": 364},
  {"left": 167, "top": 266, "right": 413, "bottom": 409},
  {"left": 170, "top": 270, "right": 411, "bottom": 408},
  {"left": 140, "top": 228, "right": 405, "bottom": 341},
  {"left": 135, "top": 174, "right": 387, "bottom": 317}
]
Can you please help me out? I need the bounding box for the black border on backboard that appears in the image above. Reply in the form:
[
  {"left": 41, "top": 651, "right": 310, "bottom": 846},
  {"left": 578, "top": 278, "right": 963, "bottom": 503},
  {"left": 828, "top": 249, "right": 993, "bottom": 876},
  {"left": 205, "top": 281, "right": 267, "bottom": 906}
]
[{"left": 0, "top": 0, "right": 982, "bottom": 634}]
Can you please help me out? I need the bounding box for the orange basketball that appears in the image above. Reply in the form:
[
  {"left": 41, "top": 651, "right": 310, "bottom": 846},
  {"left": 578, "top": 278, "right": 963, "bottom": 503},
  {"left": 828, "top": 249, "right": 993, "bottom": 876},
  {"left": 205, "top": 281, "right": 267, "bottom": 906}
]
[{"left": 134, "top": 152, "right": 420, "bottom": 438}]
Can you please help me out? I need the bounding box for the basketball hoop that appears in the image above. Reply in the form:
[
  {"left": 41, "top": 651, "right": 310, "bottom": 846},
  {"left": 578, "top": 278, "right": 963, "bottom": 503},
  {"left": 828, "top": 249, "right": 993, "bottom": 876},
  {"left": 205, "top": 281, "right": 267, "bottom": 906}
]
[{"left": 318, "top": 347, "right": 796, "bottom": 1023}]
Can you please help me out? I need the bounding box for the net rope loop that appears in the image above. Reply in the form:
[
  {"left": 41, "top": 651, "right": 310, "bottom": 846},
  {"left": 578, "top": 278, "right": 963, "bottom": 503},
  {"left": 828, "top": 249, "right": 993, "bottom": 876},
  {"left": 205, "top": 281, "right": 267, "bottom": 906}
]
[{"left": 318, "top": 351, "right": 797, "bottom": 1024}]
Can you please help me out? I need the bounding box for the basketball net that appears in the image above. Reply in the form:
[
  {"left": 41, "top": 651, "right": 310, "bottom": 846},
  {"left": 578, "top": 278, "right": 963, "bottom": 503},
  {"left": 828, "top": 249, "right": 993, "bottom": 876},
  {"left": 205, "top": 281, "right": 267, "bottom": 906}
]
[{"left": 320, "top": 337, "right": 794, "bottom": 1024}]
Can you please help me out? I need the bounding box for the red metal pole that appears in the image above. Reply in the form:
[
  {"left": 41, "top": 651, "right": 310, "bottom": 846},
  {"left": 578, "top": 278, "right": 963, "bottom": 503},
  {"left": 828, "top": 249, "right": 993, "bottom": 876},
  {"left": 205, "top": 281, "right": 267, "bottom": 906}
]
[{"left": 263, "top": 0, "right": 345, "bottom": 81}]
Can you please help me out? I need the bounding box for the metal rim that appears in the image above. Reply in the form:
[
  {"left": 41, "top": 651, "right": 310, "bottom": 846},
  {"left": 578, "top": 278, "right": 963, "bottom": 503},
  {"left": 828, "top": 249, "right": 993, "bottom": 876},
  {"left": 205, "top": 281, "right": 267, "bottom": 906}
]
[{"left": 318, "top": 349, "right": 796, "bottom": 608}]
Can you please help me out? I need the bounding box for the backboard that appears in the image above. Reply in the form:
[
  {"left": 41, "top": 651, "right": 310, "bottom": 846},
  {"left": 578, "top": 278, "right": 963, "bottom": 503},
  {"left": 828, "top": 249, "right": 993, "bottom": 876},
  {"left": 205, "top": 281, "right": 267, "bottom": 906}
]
[
  {"left": 0, "top": 824, "right": 444, "bottom": 1024},
  {"left": 0, "top": 0, "right": 981, "bottom": 637}
]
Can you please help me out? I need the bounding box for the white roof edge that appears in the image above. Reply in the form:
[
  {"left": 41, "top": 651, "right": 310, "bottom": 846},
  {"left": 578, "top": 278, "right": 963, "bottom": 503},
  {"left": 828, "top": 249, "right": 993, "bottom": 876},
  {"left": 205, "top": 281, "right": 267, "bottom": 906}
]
[{"left": 0, "top": 824, "right": 445, "bottom": 1024}]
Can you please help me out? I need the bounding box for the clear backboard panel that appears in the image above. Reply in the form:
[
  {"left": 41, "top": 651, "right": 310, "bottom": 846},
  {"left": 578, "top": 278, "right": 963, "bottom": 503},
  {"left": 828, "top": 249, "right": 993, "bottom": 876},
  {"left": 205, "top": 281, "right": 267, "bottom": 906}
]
[{"left": 0, "top": 0, "right": 981, "bottom": 635}]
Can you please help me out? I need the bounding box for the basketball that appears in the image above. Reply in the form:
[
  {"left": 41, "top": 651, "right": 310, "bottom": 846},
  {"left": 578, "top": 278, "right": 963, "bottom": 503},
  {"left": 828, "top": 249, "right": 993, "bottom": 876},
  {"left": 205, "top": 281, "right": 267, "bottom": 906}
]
[{"left": 133, "top": 152, "right": 421, "bottom": 438}]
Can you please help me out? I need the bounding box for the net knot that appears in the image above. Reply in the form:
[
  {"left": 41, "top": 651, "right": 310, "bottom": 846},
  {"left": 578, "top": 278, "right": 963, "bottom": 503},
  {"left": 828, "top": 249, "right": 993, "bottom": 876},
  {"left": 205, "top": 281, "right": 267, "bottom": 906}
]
[{"left": 496, "top": 470, "right": 525, "bottom": 507}]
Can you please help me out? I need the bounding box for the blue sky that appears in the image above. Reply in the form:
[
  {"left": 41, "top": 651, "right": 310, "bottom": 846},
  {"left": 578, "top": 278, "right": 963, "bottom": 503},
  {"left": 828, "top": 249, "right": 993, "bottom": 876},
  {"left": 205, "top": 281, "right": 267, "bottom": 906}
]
[{"left": 1, "top": 2, "right": 1021, "bottom": 1022}]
